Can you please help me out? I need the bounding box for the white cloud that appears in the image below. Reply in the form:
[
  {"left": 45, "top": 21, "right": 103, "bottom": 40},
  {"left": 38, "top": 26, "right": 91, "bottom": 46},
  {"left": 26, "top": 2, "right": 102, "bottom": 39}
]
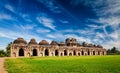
[
  {"left": 20, "top": 13, "right": 32, "bottom": 22},
  {"left": 59, "top": 20, "right": 69, "bottom": 24},
  {"left": 0, "top": 13, "right": 13, "bottom": 20},
  {"left": 109, "top": 29, "right": 120, "bottom": 41},
  {"left": 37, "top": 0, "right": 61, "bottom": 13},
  {"left": 95, "top": 32, "right": 105, "bottom": 39},
  {"left": 46, "top": 32, "right": 93, "bottom": 44},
  {"left": 36, "top": 28, "right": 51, "bottom": 33},
  {"left": 98, "top": 17, "right": 120, "bottom": 29},
  {"left": 37, "top": 16, "right": 56, "bottom": 30},
  {"left": 62, "top": 28, "right": 95, "bottom": 35},
  {"left": 71, "top": 0, "right": 120, "bottom": 17},
  {"left": 14, "top": 24, "right": 36, "bottom": 30},
  {"left": 0, "top": 27, "right": 52, "bottom": 43},
  {"left": 64, "top": 34, "right": 92, "bottom": 44},
  {"left": 0, "top": 28, "right": 53, "bottom": 50},
  {"left": 76, "top": 0, "right": 120, "bottom": 50},
  {"left": 47, "top": 34, "right": 56, "bottom": 38},
  {"left": 5, "top": 4, "right": 14, "bottom": 12},
  {"left": 103, "top": 40, "right": 120, "bottom": 49},
  {"left": 87, "top": 24, "right": 102, "bottom": 28}
]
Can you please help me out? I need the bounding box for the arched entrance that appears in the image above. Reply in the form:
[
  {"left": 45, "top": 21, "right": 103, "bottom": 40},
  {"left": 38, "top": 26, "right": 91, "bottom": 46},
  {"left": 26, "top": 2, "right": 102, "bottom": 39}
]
[
  {"left": 78, "top": 53, "right": 80, "bottom": 56},
  {"left": 98, "top": 51, "right": 100, "bottom": 55},
  {"left": 45, "top": 49, "right": 49, "bottom": 56},
  {"left": 93, "top": 51, "right": 95, "bottom": 55},
  {"left": 69, "top": 53, "right": 72, "bottom": 56},
  {"left": 88, "top": 50, "right": 90, "bottom": 55},
  {"left": 55, "top": 50, "right": 58, "bottom": 56},
  {"left": 82, "top": 50, "right": 84, "bottom": 55},
  {"left": 61, "top": 53, "right": 63, "bottom": 56},
  {"left": 64, "top": 50, "right": 67, "bottom": 56},
  {"left": 33, "top": 49, "right": 37, "bottom": 56},
  {"left": 103, "top": 51, "right": 104, "bottom": 55},
  {"left": 73, "top": 50, "right": 76, "bottom": 55},
  {"left": 19, "top": 48, "right": 24, "bottom": 56}
]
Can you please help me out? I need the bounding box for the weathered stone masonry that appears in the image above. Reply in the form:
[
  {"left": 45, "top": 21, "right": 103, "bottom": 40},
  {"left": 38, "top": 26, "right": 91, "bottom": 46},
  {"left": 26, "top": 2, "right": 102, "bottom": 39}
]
[{"left": 10, "top": 38, "right": 106, "bottom": 57}]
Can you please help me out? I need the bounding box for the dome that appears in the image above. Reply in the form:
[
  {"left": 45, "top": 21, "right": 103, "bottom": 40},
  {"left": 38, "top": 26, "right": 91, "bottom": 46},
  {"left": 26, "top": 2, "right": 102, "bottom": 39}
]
[
  {"left": 13, "top": 38, "right": 27, "bottom": 44},
  {"left": 28, "top": 38, "right": 37, "bottom": 45},
  {"left": 39, "top": 40, "right": 49, "bottom": 45},
  {"left": 97, "top": 45, "right": 103, "bottom": 48},
  {"left": 50, "top": 40, "right": 58, "bottom": 45},
  {"left": 66, "top": 38, "right": 70, "bottom": 43},
  {"left": 87, "top": 44, "right": 93, "bottom": 47},
  {"left": 59, "top": 42, "right": 66, "bottom": 46},
  {"left": 71, "top": 38, "right": 76, "bottom": 42}
]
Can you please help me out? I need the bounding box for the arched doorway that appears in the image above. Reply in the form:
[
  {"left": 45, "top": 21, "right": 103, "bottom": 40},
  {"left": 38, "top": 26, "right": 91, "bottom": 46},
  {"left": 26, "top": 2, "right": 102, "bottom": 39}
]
[
  {"left": 64, "top": 50, "right": 67, "bottom": 56},
  {"left": 19, "top": 48, "right": 24, "bottom": 56},
  {"left": 33, "top": 49, "right": 37, "bottom": 56},
  {"left": 103, "top": 51, "right": 104, "bottom": 55},
  {"left": 93, "top": 51, "right": 95, "bottom": 55},
  {"left": 55, "top": 50, "right": 58, "bottom": 56},
  {"left": 69, "top": 53, "right": 72, "bottom": 56},
  {"left": 78, "top": 53, "right": 80, "bottom": 56},
  {"left": 88, "top": 50, "right": 90, "bottom": 55},
  {"left": 98, "top": 51, "right": 100, "bottom": 55},
  {"left": 82, "top": 50, "right": 84, "bottom": 55},
  {"left": 45, "top": 49, "right": 49, "bottom": 56},
  {"left": 61, "top": 53, "right": 63, "bottom": 56},
  {"left": 73, "top": 50, "right": 76, "bottom": 55}
]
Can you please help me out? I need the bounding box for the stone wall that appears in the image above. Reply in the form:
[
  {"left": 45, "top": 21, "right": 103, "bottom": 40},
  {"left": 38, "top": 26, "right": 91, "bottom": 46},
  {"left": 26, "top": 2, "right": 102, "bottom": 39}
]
[{"left": 10, "top": 43, "right": 106, "bottom": 57}]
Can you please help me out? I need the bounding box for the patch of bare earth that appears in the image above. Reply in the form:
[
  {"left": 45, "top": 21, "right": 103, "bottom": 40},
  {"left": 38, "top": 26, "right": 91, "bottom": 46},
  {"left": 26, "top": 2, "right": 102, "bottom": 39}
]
[{"left": 0, "top": 57, "right": 7, "bottom": 73}]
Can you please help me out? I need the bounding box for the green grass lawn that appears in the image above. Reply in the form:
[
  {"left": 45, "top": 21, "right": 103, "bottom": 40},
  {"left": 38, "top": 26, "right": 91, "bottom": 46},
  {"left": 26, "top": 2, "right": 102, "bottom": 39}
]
[{"left": 5, "top": 55, "right": 120, "bottom": 73}]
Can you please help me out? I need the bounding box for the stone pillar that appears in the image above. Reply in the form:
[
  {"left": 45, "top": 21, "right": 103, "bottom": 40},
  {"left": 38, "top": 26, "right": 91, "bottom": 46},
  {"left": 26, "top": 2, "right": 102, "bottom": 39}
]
[
  {"left": 24, "top": 48, "right": 27, "bottom": 57},
  {"left": 88, "top": 51, "right": 91, "bottom": 56},
  {"left": 16, "top": 47, "right": 19, "bottom": 57},
  {"left": 58, "top": 51, "right": 61, "bottom": 56},
  {"left": 67, "top": 50, "right": 69, "bottom": 56}
]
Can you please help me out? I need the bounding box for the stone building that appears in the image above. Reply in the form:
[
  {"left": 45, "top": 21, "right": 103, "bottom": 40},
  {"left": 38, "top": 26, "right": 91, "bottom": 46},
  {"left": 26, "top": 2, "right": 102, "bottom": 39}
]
[{"left": 10, "top": 38, "right": 106, "bottom": 57}]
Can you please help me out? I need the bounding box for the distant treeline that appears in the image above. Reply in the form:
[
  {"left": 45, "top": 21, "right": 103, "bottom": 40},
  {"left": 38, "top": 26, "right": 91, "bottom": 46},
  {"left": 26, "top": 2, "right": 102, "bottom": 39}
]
[
  {"left": 107, "top": 47, "right": 120, "bottom": 55},
  {"left": 0, "top": 42, "right": 11, "bottom": 57}
]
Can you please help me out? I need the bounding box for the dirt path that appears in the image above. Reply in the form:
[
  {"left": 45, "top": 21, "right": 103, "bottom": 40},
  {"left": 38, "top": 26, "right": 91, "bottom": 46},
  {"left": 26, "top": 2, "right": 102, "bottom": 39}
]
[{"left": 0, "top": 57, "right": 8, "bottom": 73}]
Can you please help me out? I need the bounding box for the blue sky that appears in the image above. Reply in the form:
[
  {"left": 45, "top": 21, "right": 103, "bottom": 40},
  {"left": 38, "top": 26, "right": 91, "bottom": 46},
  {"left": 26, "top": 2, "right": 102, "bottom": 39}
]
[{"left": 0, "top": 0, "right": 120, "bottom": 50}]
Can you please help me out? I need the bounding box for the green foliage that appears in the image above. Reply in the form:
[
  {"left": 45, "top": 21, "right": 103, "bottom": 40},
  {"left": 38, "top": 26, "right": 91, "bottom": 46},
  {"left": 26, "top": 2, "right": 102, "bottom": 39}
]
[
  {"left": 107, "top": 47, "right": 120, "bottom": 55},
  {"left": 6, "top": 55, "right": 120, "bottom": 73},
  {"left": 82, "top": 42, "right": 87, "bottom": 47},
  {"left": 6, "top": 42, "right": 12, "bottom": 57},
  {"left": 0, "top": 50, "right": 6, "bottom": 57}
]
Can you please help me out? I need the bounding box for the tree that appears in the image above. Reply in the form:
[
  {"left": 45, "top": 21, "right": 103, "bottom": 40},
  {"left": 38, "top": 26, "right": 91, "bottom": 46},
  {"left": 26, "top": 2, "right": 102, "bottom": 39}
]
[
  {"left": 82, "top": 42, "right": 87, "bottom": 47},
  {"left": 111, "top": 47, "right": 119, "bottom": 53},
  {"left": 6, "top": 42, "right": 12, "bottom": 57},
  {"left": 0, "top": 50, "right": 6, "bottom": 57},
  {"left": 107, "top": 47, "right": 120, "bottom": 55}
]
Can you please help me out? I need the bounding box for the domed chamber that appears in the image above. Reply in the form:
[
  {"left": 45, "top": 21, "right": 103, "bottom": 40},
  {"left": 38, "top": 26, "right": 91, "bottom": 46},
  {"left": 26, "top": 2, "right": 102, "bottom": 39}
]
[
  {"left": 50, "top": 40, "right": 58, "bottom": 46},
  {"left": 13, "top": 38, "right": 27, "bottom": 44},
  {"left": 39, "top": 40, "right": 49, "bottom": 45},
  {"left": 28, "top": 38, "right": 37, "bottom": 45},
  {"left": 59, "top": 42, "right": 66, "bottom": 46}
]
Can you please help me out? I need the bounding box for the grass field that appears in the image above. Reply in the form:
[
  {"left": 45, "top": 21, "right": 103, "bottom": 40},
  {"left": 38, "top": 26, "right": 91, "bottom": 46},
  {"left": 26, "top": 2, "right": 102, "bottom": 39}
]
[{"left": 5, "top": 55, "right": 120, "bottom": 73}]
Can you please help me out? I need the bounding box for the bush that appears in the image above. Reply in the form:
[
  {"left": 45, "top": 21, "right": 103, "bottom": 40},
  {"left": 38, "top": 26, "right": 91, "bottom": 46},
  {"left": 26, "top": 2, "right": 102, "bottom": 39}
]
[{"left": 0, "top": 50, "right": 6, "bottom": 57}]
